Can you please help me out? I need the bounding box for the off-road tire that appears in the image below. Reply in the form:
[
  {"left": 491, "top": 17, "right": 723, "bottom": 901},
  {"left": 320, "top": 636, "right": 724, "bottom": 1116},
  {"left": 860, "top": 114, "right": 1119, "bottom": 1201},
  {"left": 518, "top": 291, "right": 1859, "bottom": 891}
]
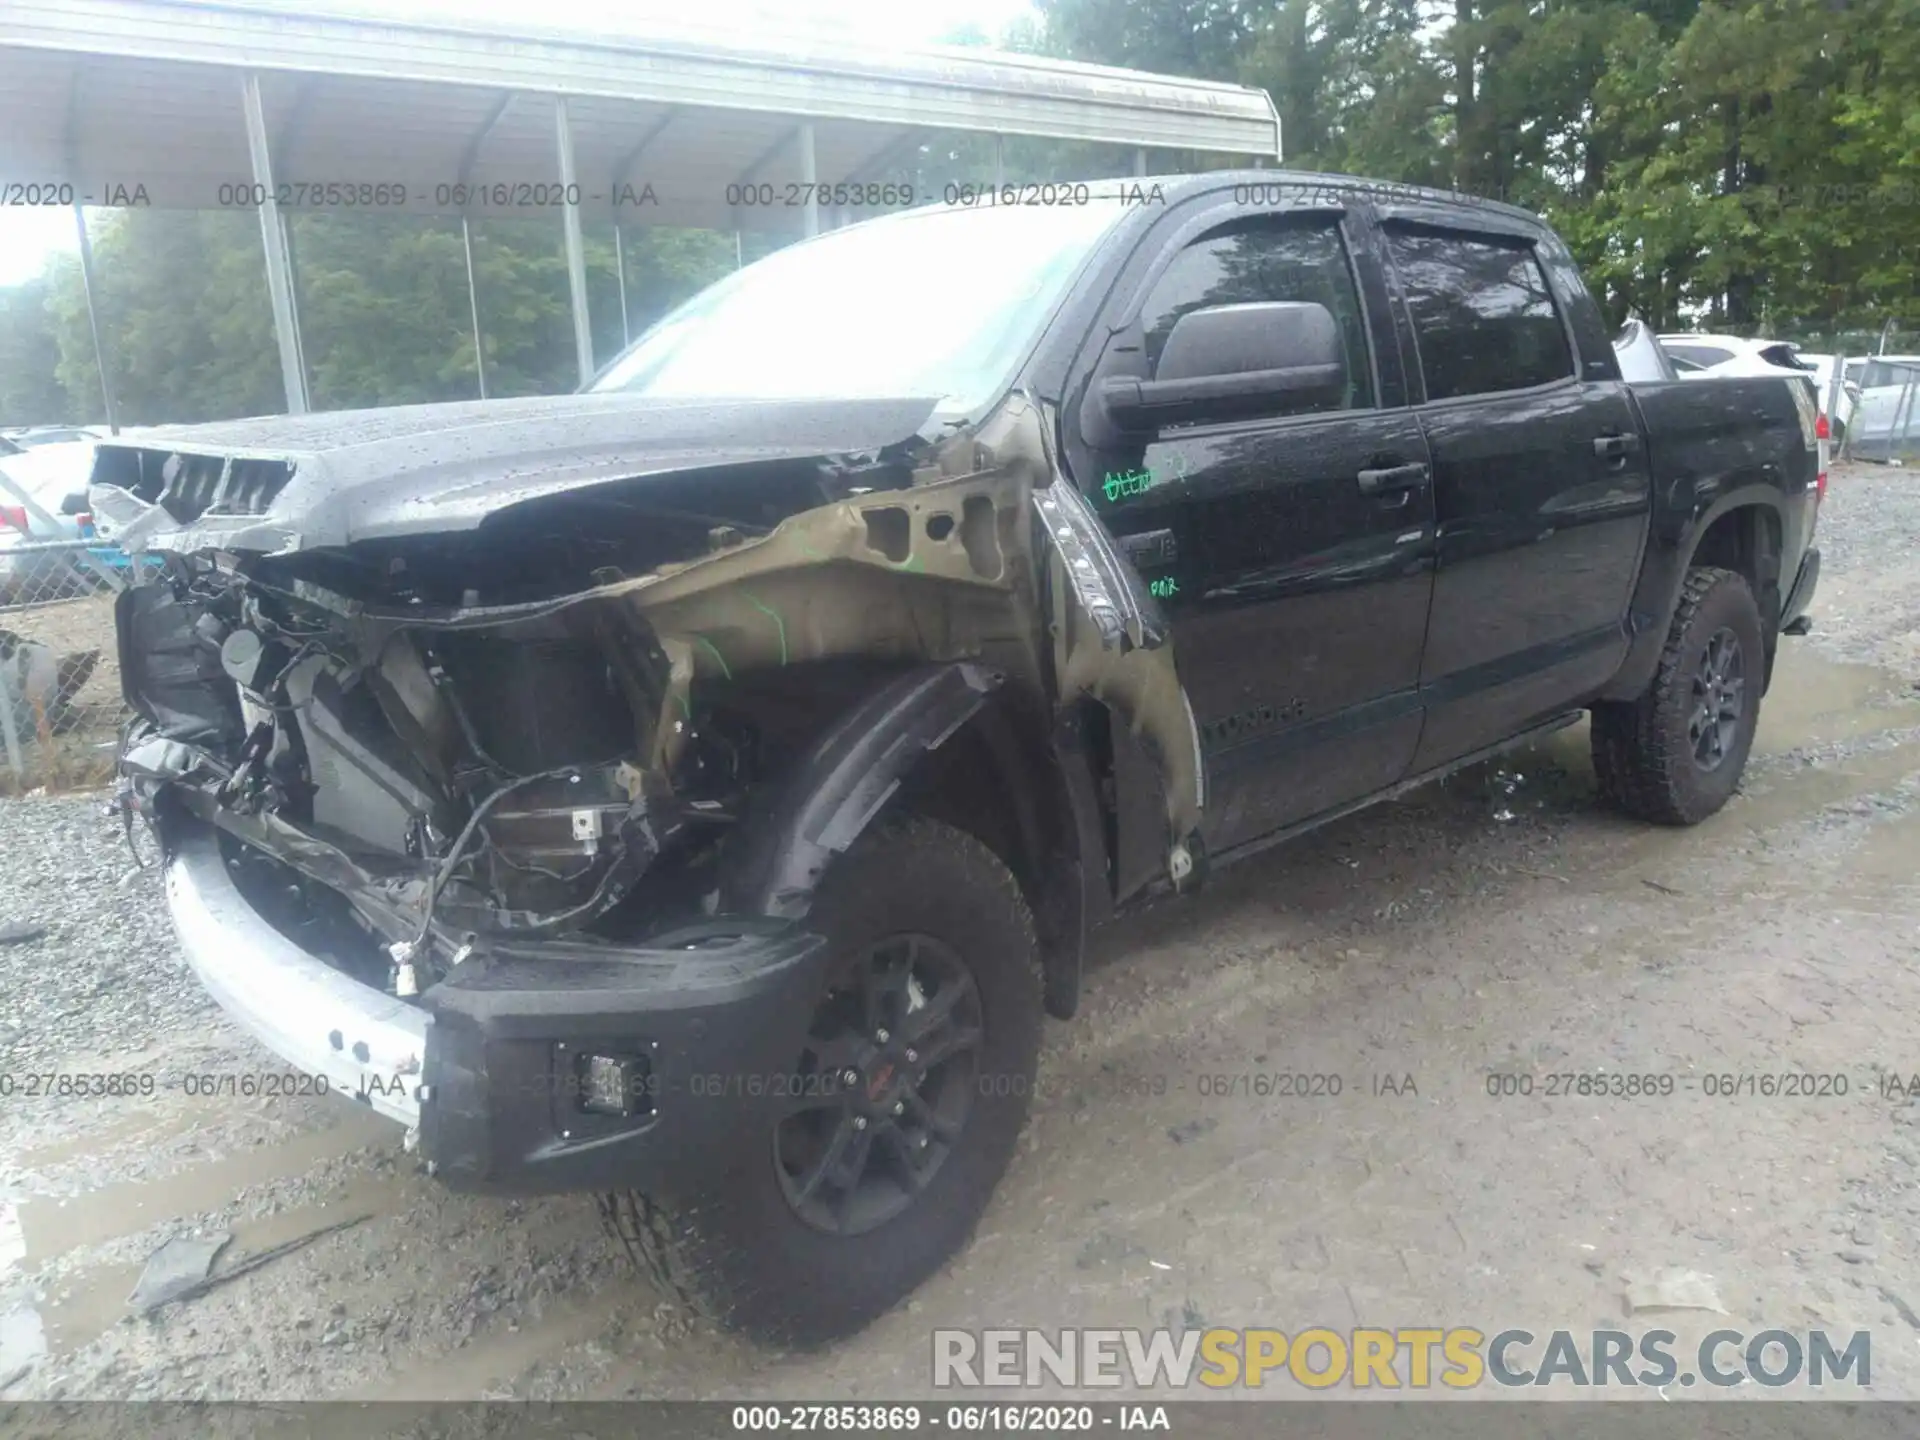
[
  {"left": 601, "top": 816, "right": 1042, "bottom": 1346},
  {"left": 1590, "top": 566, "right": 1764, "bottom": 825}
]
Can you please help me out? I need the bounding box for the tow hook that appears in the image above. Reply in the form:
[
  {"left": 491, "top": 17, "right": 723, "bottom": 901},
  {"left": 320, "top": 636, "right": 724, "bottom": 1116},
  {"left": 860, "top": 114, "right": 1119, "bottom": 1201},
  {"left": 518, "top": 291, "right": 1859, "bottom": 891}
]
[{"left": 1168, "top": 831, "right": 1208, "bottom": 894}]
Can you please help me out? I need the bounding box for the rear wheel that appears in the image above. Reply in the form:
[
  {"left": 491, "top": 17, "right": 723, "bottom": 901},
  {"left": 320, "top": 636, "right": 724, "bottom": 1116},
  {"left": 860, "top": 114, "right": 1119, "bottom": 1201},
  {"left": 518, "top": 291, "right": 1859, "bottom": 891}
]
[
  {"left": 1591, "top": 566, "right": 1764, "bottom": 825},
  {"left": 602, "top": 815, "right": 1041, "bottom": 1346}
]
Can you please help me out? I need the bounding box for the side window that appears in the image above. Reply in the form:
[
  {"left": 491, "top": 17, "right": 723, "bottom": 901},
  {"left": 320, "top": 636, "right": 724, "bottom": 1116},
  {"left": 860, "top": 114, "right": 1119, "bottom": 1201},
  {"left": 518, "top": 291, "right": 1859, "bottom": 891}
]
[
  {"left": 1137, "top": 218, "right": 1375, "bottom": 414},
  {"left": 1384, "top": 226, "right": 1575, "bottom": 401}
]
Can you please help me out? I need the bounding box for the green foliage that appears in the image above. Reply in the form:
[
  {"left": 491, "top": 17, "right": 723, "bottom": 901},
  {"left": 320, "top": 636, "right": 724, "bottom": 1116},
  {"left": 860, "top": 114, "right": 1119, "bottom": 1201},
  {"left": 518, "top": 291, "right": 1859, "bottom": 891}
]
[
  {"left": 0, "top": 276, "right": 75, "bottom": 426},
  {"left": 1039, "top": 0, "right": 1920, "bottom": 334}
]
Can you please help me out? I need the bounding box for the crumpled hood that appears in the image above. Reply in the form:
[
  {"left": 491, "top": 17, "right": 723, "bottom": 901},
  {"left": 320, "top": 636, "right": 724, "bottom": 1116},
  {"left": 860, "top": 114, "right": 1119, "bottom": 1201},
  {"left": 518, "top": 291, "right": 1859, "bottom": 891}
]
[{"left": 87, "top": 392, "right": 939, "bottom": 554}]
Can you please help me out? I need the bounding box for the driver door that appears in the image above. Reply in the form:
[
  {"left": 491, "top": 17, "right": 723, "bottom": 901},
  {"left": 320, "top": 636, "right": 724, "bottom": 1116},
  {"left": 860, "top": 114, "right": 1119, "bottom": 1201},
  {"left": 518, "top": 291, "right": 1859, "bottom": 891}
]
[{"left": 1069, "top": 201, "right": 1436, "bottom": 855}]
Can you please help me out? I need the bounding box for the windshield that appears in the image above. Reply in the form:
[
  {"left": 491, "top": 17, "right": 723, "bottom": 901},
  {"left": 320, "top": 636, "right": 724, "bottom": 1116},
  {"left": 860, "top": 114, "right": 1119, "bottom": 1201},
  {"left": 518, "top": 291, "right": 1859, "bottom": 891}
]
[{"left": 588, "top": 201, "right": 1129, "bottom": 416}]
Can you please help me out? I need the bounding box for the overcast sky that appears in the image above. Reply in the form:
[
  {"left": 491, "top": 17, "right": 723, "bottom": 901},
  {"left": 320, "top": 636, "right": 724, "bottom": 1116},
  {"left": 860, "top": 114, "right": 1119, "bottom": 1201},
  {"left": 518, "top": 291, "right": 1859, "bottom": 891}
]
[{"left": 0, "top": 0, "right": 1039, "bottom": 286}]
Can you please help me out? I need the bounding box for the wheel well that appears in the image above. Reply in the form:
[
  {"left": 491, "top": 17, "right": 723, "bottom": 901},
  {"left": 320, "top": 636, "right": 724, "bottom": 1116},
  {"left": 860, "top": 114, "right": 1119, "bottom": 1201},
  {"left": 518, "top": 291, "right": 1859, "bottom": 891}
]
[
  {"left": 1689, "top": 503, "right": 1782, "bottom": 684},
  {"left": 1690, "top": 505, "right": 1781, "bottom": 619},
  {"left": 897, "top": 690, "right": 1088, "bottom": 1019},
  {"left": 711, "top": 662, "right": 1091, "bottom": 1019}
]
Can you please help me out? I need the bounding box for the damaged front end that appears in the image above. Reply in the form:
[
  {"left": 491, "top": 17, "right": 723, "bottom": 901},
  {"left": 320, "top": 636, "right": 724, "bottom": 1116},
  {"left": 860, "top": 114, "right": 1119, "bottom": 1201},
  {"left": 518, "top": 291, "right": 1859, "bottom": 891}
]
[{"left": 103, "top": 394, "right": 1200, "bottom": 1193}]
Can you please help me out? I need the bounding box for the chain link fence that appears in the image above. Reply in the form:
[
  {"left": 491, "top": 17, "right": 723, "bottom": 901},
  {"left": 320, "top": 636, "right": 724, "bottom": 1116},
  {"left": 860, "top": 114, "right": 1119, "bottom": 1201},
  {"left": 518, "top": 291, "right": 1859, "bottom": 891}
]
[
  {"left": 0, "top": 466, "right": 136, "bottom": 791},
  {"left": 1835, "top": 357, "right": 1920, "bottom": 465}
]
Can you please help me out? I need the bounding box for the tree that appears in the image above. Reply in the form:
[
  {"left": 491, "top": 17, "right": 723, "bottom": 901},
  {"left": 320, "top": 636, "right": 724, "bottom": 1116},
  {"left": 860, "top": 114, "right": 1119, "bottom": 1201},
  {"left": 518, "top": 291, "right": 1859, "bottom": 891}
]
[{"left": 0, "top": 278, "right": 77, "bottom": 428}]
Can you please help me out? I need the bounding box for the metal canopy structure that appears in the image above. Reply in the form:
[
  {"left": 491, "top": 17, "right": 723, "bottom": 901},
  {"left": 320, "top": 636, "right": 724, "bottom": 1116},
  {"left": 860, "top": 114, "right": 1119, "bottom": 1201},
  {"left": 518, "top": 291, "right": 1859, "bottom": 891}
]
[{"left": 0, "top": 0, "right": 1282, "bottom": 409}]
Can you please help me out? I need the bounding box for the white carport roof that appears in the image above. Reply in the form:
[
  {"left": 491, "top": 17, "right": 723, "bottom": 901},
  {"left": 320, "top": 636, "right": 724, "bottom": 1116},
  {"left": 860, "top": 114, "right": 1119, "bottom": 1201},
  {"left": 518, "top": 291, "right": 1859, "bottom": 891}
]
[
  {"left": 0, "top": 0, "right": 1281, "bottom": 415},
  {"left": 0, "top": 0, "right": 1281, "bottom": 226}
]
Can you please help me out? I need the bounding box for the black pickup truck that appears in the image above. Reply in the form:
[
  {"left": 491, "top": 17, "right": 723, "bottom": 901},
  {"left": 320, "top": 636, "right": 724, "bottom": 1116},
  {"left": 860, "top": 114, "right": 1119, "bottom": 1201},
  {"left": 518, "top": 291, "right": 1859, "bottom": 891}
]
[{"left": 94, "top": 172, "right": 1820, "bottom": 1347}]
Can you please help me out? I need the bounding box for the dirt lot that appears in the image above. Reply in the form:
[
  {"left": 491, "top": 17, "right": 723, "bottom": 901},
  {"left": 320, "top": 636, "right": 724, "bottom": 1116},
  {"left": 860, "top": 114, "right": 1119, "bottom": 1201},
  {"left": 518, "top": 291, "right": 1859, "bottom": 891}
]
[{"left": 2, "top": 460, "right": 1918, "bottom": 1401}]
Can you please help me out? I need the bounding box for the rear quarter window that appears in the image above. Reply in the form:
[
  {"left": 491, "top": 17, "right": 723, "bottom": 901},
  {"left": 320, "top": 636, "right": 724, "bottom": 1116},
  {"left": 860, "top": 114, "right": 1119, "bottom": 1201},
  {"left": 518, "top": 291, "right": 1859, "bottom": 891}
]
[
  {"left": 1757, "top": 343, "right": 1813, "bottom": 371},
  {"left": 1662, "top": 343, "right": 1737, "bottom": 369}
]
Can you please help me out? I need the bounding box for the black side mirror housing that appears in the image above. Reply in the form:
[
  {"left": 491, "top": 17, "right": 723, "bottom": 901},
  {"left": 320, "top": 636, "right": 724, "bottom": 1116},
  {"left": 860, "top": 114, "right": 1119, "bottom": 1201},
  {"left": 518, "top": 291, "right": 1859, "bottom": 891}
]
[
  {"left": 1099, "top": 301, "right": 1345, "bottom": 431},
  {"left": 61, "top": 491, "right": 90, "bottom": 516}
]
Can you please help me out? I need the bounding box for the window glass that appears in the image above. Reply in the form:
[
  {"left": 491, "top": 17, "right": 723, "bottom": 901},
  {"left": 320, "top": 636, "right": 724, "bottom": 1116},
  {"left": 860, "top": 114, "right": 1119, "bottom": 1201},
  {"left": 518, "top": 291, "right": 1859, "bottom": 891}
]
[
  {"left": 1385, "top": 227, "right": 1575, "bottom": 399},
  {"left": 1861, "top": 359, "right": 1919, "bottom": 390},
  {"left": 1136, "top": 219, "right": 1375, "bottom": 413},
  {"left": 1664, "top": 343, "right": 1735, "bottom": 369},
  {"left": 588, "top": 201, "right": 1126, "bottom": 417}
]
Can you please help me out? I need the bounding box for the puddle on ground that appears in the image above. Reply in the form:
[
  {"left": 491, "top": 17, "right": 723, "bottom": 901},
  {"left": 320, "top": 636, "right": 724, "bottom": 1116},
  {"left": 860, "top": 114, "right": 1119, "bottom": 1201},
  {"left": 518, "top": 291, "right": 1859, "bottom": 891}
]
[
  {"left": 1827, "top": 802, "right": 1920, "bottom": 890},
  {"left": 34, "top": 1172, "right": 415, "bottom": 1359},
  {"left": 1753, "top": 647, "right": 1918, "bottom": 756},
  {"left": 1441, "top": 645, "right": 1920, "bottom": 828},
  {"left": 16, "top": 1105, "right": 209, "bottom": 1173},
  {"left": 0, "top": 1301, "right": 45, "bottom": 1389},
  {"left": 15, "top": 1106, "right": 399, "bottom": 1264},
  {"left": 0, "top": 1202, "right": 44, "bottom": 1387}
]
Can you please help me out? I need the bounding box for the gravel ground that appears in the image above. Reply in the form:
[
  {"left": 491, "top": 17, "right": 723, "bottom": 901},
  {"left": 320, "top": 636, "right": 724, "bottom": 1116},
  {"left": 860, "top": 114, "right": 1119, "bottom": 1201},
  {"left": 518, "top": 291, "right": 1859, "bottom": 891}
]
[
  {"left": 0, "top": 804, "right": 197, "bottom": 1072},
  {"left": 1, "top": 459, "right": 1917, "bottom": 1402}
]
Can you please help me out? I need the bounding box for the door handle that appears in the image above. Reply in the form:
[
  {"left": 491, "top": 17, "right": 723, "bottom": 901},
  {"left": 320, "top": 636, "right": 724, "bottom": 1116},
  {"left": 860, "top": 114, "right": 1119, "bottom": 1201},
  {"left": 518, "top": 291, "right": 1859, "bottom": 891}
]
[
  {"left": 1356, "top": 462, "right": 1430, "bottom": 497},
  {"left": 1592, "top": 432, "right": 1641, "bottom": 459}
]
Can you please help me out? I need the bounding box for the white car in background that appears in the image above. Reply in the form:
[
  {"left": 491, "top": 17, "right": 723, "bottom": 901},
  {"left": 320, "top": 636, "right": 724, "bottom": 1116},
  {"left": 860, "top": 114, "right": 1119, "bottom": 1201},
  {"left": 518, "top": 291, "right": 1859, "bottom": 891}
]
[
  {"left": 0, "top": 437, "right": 109, "bottom": 606},
  {"left": 1843, "top": 354, "right": 1920, "bottom": 451},
  {"left": 1660, "top": 330, "right": 1839, "bottom": 430},
  {"left": 1658, "top": 332, "right": 1818, "bottom": 383}
]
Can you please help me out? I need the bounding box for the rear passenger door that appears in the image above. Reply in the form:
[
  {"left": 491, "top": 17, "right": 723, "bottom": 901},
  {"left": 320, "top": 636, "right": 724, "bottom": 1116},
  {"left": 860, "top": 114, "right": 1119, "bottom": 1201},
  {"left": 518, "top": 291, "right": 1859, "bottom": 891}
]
[
  {"left": 1069, "top": 199, "right": 1436, "bottom": 856},
  {"left": 1380, "top": 220, "right": 1653, "bottom": 771}
]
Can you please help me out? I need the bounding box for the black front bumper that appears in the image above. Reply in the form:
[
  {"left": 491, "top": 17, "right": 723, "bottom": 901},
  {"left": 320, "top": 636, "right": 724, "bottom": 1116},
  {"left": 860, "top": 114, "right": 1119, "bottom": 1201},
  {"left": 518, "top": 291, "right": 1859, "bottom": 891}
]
[
  {"left": 421, "top": 922, "right": 831, "bottom": 1196},
  {"left": 165, "top": 825, "right": 831, "bottom": 1198}
]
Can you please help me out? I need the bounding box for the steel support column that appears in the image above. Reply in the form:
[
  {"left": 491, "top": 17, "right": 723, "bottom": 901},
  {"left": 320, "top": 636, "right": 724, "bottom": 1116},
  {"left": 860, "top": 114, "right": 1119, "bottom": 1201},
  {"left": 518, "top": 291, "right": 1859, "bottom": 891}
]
[
  {"left": 798, "top": 121, "right": 820, "bottom": 238},
  {"left": 70, "top": 205, "right": 119, "bottom": 433},
  {"left": 1134, "top": 147, "right": 1148, "bottom": 176},
  {"left": 278, "top": 209, "right": 311, "bottom": 396},
  {"left": 241, "top": 72, "right": 309, "bottom": 414},
  {"left": 462, "top": 216, "right": 488, "bottom": 398},
  {"left": 454, "top": 92, "right": 514, "bottom": 400},
  {"left": 554, "top": 95, "right": 594, "bottom": 386},
  {"left": 613, "top": 220, "right": 630, "bottom": 348}
]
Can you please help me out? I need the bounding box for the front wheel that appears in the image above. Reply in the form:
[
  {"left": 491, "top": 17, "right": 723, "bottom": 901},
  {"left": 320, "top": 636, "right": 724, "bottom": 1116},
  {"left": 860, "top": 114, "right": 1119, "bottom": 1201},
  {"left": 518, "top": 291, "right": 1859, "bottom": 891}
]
[
  {"left": 602, "top": 816, "right": 1042, "bottom": 1346},
  {"left": 1590, "top": 566, "right": 1765, "bottom": 825}
]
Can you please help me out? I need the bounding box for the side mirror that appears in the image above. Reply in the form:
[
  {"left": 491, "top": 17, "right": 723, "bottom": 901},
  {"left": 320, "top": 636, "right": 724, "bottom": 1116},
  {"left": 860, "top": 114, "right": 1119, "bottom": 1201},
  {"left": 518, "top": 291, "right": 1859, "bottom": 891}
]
[
  {"left": 1100, "top": 301, "right": 1345, "bottom": 430},
  {"left": 60, "top": 491, "right": 90, "bottom": 516}
]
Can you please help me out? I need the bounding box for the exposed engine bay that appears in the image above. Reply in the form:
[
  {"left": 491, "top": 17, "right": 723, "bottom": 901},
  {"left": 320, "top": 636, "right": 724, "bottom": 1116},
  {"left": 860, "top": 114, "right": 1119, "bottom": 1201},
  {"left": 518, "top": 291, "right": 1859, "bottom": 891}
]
[{"left": 105, "top": 396, "right": 1202, "bottom": 1001}]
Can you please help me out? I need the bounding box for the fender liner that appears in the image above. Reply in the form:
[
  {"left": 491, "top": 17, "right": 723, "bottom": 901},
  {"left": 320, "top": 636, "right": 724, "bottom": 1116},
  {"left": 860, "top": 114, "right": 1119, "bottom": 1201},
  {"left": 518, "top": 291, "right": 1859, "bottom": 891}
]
[
  {"left": 720, "top": 662, "right": 1003, "bottom": 919},
  {"left": 1599, "top": 487, "right": 1787, "bottom": 703},
  {"left": 718, "top": 660, "right": 1103, "bottom": 1021},
  {"left": 1038, "top": 706, "right": 1111, "bottom": 1020}
]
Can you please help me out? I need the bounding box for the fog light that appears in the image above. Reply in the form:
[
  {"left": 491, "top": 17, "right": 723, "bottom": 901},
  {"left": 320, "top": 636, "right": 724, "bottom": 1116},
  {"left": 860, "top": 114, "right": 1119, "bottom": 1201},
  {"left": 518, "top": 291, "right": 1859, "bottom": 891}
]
[{"left": 576, "top": 1051, "right": 653, "bottom": 1118}]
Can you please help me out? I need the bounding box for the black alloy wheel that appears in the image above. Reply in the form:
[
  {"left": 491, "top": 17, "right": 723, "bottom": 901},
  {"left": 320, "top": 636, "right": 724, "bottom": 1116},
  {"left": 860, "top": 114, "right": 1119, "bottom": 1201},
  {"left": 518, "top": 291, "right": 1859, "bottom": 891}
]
[{"left": 776, "top": 932, "right": 983, "bottom": 1234}]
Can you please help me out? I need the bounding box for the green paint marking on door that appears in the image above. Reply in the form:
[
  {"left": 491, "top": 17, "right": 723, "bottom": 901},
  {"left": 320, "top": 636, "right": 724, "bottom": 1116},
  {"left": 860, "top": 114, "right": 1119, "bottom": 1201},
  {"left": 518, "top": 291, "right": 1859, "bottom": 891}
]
[{"left": 1102, "top": 468, "right": 1157, "bottom": 502}]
